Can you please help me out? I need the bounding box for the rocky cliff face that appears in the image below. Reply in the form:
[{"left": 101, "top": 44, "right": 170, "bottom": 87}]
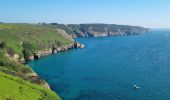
[
  {"left": 31, "top": 42, "right": 85, "bottom": 61},
  {"left": 48, "top": 24, "right": 149, "bottom": 38},
  {"left": 68, "top": 24, "right": 149, "bottom": 37},
  {"left": 0, "top": 24, "right": 76, "bottom": 91}
]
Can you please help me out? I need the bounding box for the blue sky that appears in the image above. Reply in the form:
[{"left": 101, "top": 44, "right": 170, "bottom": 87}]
[{"left": 0, "top": 0, "right": 170, "bottom": 28}]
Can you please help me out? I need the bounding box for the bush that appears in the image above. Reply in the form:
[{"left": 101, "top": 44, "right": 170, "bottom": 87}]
[
  {"left": 22, "top": 49, "right": 32, "bottom": 57},
  {"left": 22, "top": 42, "right": 34, "bottom": 57},
  {"left": 0, "top": 42, "right": 7, "bottom": 48}
]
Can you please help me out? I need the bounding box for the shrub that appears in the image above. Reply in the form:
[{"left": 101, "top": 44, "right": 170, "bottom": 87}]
[
  {"left": 22, "top": 49, "right": 32, "bottom": 57},
  {"left": 22, "top": 42, "right": 34, "bottom": 57},
  {"left": 0, "top": 42, "right": 7, "bottom": 48}
]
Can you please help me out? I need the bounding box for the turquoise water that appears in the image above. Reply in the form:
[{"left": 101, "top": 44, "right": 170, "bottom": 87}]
[{"left": 28, "top": 30, "right": 170, "bottom": 100}]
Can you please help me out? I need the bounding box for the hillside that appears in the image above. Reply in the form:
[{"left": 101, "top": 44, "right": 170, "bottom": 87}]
[
  {"left": 0, "top": 72, "right": 61, "bottom": 100},
  {"left": 47, "top": 23, "right": 148, "bottom": 37},
  {"left": 0, "top": 24, "right": 73, "bottom": 60},
  {"left": 0, "top": 23, "right": 75, "bottom": 99}
]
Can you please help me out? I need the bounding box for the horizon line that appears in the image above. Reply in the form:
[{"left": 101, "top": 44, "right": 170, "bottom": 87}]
[{"left": 2, "top": 22, "right": 170, "bottom": 29}]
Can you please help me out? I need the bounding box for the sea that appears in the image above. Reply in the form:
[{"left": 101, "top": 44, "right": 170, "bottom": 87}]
[{"left": 28, "top": 29, "right": 170, "bottom": 100}]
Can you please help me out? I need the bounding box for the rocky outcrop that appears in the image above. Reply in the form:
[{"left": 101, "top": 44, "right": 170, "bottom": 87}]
[
  {"left": 5, "top": 53, "right": 19, "bottom": 62},
  {"left": 56, "top": 29, "right": 74, "bottom": 41},
  {"left": 80, "top": 44, "right": 85, "bottom": 48},
  {"left": 70, "top": 34, "right": 77, "bottom": 38},
  {"left": 5, "top": 48, "right": 19, "bottom": 62},
  {"left": 28, "top": 72, "right": 51, "bottom": 90},
  {"left": 19, "top": 57, "right": 25, "bottom": 63},
  {"left": 28, "top": 55, "right": 34, "bottom": 61},
  {"left": 74, "top": 42, "right": 85, "bottom": 49},
  {"left": 71, "top": 24, "right": 149, "bottom": 37},
  {"left": 28, "top": 43, "right": 85, "bottom": 60}
]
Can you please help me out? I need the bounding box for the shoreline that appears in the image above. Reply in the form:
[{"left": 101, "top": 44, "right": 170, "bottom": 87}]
[
  {"left": 25, "top": 42, "right": 85, "bottom": 90},
  {"left": 26, "top": 33, "right": 145, "bottom": 90},
  {"left": 25, "top": 42, "right": 85, "bottom": 61}
]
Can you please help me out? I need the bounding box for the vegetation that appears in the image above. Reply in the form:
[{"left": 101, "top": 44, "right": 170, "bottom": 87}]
[
  {"left": 44, "top": 24, "right": 74, "bottom": 35},
  {"left": 0, "top": 51, "right": 35, "bottom": 82},
  {"left": 0, "top": 72, "right": 61, "bottom": 100},
  {"left": 0, "top": 24, "right": 73, "bottom": 57},
  {"left": 0, "top": 23, "right": 73, "bottom": 78},
  {"left": 0, "top": 23, "right": 74, "bottom": 99}
]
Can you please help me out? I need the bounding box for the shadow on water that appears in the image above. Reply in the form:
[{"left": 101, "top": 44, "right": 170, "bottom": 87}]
[{"left": 50, "top": 81, "right": 71, "bottom": 99}]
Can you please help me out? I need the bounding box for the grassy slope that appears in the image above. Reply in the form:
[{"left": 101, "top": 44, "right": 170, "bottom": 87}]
[
  {"left": 0, "top": 72, "right": 61, "bottom": 100},
  {"left": 0, "top": 23, "right": 73, "bottom": 56},
  {"left": 0, "top": 24, "right": 74, "bottom": 99},
  {"left": 0, "top": 24, "right": 73, "bottom": 79}
]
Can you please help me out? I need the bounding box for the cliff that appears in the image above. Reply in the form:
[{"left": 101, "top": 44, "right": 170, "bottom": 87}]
[
  {"left": 47, "top": 23, "right": 149, "bottom": 38},
  {"left": 0, "top": 23, "right": 75, "bottom": 99}
]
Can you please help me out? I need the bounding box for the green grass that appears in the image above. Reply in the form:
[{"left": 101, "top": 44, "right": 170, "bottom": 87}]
[
  {"left": 0, "top": 23, "right": 73, "bottom": 56},
  {"left": 0, "top": 24, "right": 73, "bottom": 81},
  {"left": 0, "top": 23, "right": 74, "bottom": 99},
  {"left": 0, "top": 72, "right": 61, "bottom": 100}
]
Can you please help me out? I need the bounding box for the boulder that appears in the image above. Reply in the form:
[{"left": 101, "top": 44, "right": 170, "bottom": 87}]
[
  {"left": 80, "top": 44, "right": 85, "bottom": 48},
  {"left": 13, "top": 54, "right": 19, "bottom": 61},
  {"left": 74, "top": 42, "right": 85, "bottom": 49}
]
